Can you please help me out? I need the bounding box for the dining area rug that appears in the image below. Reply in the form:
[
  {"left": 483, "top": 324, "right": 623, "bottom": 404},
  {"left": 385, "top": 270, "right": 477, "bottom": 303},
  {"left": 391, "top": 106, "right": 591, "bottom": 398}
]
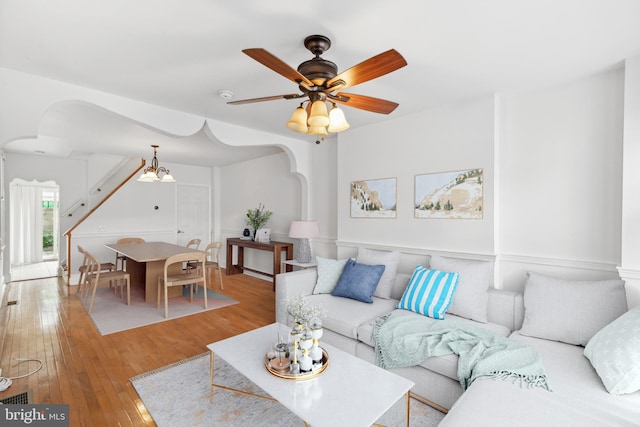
[
  {"left": 81, "top": 285, "right": 238, "bottom": 335},
  {"left": 131, "top": 353, "right": 445, "bottom": 426}
]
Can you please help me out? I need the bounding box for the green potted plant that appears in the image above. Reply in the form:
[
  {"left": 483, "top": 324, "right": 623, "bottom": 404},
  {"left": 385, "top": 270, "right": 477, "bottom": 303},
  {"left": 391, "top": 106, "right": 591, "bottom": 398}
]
[{"left": 245, "top": 203, "right": 273, "bottom": 240}]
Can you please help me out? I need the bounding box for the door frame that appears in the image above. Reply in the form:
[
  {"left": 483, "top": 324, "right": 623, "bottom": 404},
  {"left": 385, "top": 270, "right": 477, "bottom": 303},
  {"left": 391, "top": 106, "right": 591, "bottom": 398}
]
[{"left": 175, "top": 183, "right": 211, "bottom": 247}]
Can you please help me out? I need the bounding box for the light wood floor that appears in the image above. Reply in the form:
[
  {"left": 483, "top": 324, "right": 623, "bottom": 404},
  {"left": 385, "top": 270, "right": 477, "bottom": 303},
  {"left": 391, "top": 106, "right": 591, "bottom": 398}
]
[{"left": 0, "top": 271, "right": 274, "bottom": 426}]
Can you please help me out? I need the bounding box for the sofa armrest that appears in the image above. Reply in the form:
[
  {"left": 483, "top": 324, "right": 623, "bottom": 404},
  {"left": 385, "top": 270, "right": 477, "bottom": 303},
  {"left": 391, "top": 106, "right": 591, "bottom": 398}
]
[
  {"left": 487, "top": 288, "right": 524, "bottom": 332},
  {"left": 275, "top": 269, "right": 318, "bottom": 326}
]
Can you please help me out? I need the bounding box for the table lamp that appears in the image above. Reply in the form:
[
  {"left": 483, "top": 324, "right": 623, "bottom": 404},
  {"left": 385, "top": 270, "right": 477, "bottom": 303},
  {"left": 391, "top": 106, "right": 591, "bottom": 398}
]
[{"left": 288, "top": 221, "right": 320, "bottom": 263}]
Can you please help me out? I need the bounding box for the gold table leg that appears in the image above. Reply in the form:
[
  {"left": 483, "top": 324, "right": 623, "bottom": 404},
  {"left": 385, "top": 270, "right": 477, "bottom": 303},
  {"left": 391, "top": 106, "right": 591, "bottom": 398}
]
[
  {"left": 209, "top": 350, "right": 276, "bottom": 402},
  {"left": 372, "top": 391, "right": 411, "bottom": 427}
]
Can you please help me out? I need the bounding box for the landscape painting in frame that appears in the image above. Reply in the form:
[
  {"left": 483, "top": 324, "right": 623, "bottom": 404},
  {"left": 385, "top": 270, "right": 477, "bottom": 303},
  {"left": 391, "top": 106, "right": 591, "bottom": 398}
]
[
  {"left": 415, "top": 168, "right": 483, "bottom": 219},
  {"left": 351, "top": 177, "right": 397, "bottom": 218}
]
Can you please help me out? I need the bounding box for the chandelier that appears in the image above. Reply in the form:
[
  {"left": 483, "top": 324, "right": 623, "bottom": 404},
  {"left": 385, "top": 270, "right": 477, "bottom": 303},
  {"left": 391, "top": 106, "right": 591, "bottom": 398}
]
[
  {"left": 137, "top": 145, "right": 176, "bottom": 183},
  {"left": 286, "top": 93, "right": 350, "bottom": 142}
]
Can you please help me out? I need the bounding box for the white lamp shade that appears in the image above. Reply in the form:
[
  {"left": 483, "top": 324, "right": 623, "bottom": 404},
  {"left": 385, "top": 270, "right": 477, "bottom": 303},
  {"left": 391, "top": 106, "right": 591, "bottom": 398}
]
[
  {"left": 287, "top": 106, "right": 309, "bottom": 133},
  {"left": 308, "top": 101, "right": 330, "bottom": 127},
  {"left": 328, "top": 105, "right": 350, "bottom": 132},
  {"left": 160, "top": 174, "right": 175, "bottom": 183},
  {"left": 308, "top": 125, "right": 328, "bottom": 136},
  {"left": 288, "top": 221, "right": 320, "bottom": 238},
  {"left": 138, "top": 171, "right": 157, "bottom": 182}
]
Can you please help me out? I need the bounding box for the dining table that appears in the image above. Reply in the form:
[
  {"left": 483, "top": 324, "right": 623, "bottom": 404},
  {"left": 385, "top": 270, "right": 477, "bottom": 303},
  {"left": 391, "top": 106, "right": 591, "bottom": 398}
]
[{"left": 104, "top": 241, "right": 203, "bottom": 303}]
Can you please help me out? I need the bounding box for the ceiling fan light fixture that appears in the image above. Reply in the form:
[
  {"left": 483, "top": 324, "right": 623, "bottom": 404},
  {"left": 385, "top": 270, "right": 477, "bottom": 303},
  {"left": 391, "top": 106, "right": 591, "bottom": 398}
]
[
  {"left": 328, "top": 104, "right": 350, "bottom": 133},
  {"left": 308, "top": 100, "right": 330, "bottom": 127},
  {"left": 286, "top": 105, "right": 309, "bottom": 133}
]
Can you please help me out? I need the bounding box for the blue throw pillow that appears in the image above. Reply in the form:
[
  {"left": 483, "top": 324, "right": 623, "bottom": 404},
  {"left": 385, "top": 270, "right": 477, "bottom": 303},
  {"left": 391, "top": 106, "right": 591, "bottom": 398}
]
[
  {"left": 396, "top": 265, "right": 459, "bottom": 320},
  {"left": 331, "top": 259, "right": 385, "bottom": 303}
]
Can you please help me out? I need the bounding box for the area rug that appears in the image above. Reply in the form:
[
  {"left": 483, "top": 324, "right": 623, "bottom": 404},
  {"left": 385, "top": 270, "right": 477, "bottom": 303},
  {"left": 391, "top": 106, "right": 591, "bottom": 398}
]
[
  {"left": 81, "top": 285, "right": 238, "bottom": 335},
  {"left": 131, "top": 353, "right": 445, "bottom": 427}
]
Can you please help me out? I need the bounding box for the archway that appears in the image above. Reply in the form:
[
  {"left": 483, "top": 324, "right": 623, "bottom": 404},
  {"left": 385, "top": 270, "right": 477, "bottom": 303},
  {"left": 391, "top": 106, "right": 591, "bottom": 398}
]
[{"left": 9, "top": 179, "right": 60, "bottom": 281}]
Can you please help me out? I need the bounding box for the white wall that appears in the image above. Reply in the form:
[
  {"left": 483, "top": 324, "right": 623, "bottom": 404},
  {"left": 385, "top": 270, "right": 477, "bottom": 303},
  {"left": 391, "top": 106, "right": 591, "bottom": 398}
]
[
  {"left": 337, "top": 97, "right": 496, "bottom": 270},
  {"left": 307, "top": 136, "right": 339, "bottom": 259},
  {"left": 219, "top": 152, "right": 300, "bottom": 278},
  {"left": 499, "top": 69, "right": 624, "bottom": 291},
  {"left": 333, "top": 69, "right": 627, "bottom": 297}
]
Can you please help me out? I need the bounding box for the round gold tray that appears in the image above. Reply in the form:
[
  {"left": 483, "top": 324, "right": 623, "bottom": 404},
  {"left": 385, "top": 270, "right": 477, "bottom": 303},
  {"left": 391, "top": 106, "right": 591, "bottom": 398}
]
[{"left": 264, "top": 348, "right": 329, "bottom": 380}]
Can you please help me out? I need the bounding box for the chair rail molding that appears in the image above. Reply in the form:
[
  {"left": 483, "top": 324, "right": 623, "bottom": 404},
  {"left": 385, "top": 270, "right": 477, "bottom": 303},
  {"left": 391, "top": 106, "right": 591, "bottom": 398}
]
[{"left": 500, "top": 253, "right": 619, "bottom": 273}]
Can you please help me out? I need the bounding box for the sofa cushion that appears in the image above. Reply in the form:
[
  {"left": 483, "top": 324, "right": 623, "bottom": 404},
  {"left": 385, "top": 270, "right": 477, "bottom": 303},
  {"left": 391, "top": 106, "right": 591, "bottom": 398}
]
[
  {"left": 313, "top": 256, "right": 349, "bottom": 294},
  {"left": 584, "top": 306, "right": 640, "bottom": 395},
  {"left": 307, "top": 294, "right": 398, "bottom": 340},
  {"left": 357, "top": 247, "right": 401, "bottom": 299},
  {"left": 357, "top": 309, "right": 511, "bottom": 381},
  {"left": 519, "top": 272, "right": 627, "bottom": 346},
  {"left": 396, "top": 265, "right": 459, "bottom": 320},
  {"left": 331, "top": 259, "right": 385, "bottom": 303},
  {"left": 429, "top": 255, "right": 493, "bottom": 323}
]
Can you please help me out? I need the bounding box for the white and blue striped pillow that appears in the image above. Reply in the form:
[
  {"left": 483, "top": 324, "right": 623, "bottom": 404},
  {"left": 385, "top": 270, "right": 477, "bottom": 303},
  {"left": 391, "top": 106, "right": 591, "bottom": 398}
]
[{"left": 396, "top": 265, "right": 459, "bottom": 320}]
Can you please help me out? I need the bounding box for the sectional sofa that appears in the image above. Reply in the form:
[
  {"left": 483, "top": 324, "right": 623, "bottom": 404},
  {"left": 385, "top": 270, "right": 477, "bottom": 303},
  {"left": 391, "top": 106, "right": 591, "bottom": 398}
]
[{"left": 275, "top": 249, "right": 640, "bottom": 425}]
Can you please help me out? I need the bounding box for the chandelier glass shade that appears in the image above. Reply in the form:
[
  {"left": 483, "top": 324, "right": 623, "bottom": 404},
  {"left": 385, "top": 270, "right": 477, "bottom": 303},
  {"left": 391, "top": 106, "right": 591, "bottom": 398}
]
[
  {"left": 137, "top": 145, "right": 175, "bottom": 183},
  {"left": 286, "top": 101, "right": 350, "bottom": 136}
]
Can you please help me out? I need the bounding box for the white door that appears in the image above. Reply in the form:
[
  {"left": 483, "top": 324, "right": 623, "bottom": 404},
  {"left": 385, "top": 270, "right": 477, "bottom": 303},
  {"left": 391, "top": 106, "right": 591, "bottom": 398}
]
[{"left": 176, "top": 184, "right": 210, "bottom": 248}]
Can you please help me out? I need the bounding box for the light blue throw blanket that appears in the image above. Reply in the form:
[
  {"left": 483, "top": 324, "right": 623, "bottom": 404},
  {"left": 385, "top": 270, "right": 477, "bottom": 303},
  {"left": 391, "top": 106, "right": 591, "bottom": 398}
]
[{"left": 373, "top": 312, "right": 551, "bottom": 391}]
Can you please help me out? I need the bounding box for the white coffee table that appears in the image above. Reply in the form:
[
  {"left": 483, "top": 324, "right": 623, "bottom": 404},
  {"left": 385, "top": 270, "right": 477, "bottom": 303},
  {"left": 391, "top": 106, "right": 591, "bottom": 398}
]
[{"left": 207, "top": 323, "right": 414, "bottom": 427}]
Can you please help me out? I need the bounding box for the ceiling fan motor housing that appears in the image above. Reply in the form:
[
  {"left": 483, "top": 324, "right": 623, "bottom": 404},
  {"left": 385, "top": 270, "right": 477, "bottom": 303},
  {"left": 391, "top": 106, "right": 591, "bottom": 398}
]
[
  {"left": 297, "top": 58, "right": 337, "bottom": 86},
  {"left": 298, "top": 35, "right": 338, "bottom": 86}
]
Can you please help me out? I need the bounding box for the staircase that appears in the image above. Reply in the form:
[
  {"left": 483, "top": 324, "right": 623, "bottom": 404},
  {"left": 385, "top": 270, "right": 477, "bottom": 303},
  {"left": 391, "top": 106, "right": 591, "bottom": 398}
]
[{"left": 62, "top": 157, "right": 145, "bottom": 283}]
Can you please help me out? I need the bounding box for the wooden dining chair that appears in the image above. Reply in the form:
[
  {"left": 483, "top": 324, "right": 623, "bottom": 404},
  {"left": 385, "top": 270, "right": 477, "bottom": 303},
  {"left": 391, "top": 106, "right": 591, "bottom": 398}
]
[
  {"left": 185, "top": 238, "right": 201, "bottom": 250},
  {"left": 77, "top": 245, "right": 115, "bottom": 289},
  {"left": 157, "top": 252, "right": 207, "bottom": 318},
  {"left": 187, "top": 242, "right": 224, "bottom": 290},
  {"left": 83, "top": 248, "right": 131, "bottom": 314},
  {"left": 183, "top": 238, "right": 203, "bottom": 276},
  {"left": 114, "top": 237, "right": 145, "bottom": 270}
]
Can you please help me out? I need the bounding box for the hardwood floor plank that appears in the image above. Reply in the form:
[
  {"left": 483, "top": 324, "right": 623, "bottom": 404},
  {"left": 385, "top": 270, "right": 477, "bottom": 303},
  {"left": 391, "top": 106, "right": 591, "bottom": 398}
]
[{"left": 0, "top": 270, "right": 274, "bottom": 426}]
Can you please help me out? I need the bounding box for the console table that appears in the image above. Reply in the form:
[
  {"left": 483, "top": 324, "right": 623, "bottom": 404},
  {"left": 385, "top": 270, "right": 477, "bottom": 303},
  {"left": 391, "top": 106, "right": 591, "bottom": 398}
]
[{"left": 226, "top": 238, "right": 293, "bottom": 290}]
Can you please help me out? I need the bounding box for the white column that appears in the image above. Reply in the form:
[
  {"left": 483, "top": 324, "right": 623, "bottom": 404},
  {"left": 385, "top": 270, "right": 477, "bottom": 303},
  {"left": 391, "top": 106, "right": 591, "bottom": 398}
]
[{"left": 619, "top": 55, "right": 640, "bottom": 308}]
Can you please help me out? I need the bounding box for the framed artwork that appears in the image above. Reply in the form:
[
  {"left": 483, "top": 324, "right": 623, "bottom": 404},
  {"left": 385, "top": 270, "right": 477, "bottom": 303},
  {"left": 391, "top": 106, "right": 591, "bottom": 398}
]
[
  {"left": 350, "top": 177, "right": 397, "bottom": 218},
  {"left": 414, "top": 168, "right": 483, "bottom": 219}
]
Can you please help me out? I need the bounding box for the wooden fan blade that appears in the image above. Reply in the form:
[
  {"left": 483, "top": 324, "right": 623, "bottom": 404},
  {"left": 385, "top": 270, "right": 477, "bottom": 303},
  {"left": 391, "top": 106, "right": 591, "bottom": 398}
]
[
  {"left": 332, "top": 92, "right": 399, "bottom": 114},
  {"left": 243, "top": 48, "right": 314, "bottom": 87},
  {"left": 227, "top": 94, "right": 304, "bottom": 105},
  {"left": 327, "top": 49, "right": 407, "bottom": 90}
]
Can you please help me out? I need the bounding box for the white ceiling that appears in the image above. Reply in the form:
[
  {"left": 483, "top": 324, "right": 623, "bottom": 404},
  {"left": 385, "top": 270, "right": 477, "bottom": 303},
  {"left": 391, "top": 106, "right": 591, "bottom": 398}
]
[{"left": 1, "top": 0, "right": 640, "bottom": 166}]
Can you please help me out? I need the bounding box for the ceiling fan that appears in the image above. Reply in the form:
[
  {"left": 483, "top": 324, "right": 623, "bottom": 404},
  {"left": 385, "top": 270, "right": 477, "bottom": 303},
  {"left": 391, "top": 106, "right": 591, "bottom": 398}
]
[{"left": 228, "top": 35, "right": 407, "bottom": 141}]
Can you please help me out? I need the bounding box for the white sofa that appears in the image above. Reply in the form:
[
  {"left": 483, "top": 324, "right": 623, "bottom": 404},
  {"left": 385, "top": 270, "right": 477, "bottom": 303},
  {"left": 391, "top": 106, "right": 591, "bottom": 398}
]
[
  {"left": 440, "top": 272, "right": 640, "bottom": 426},
  {"left": 276, "top": 263, "right": 640, "bottom": 425},
  {"left": 275, "top": 267, "right": 523, "bottom": 410}
]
